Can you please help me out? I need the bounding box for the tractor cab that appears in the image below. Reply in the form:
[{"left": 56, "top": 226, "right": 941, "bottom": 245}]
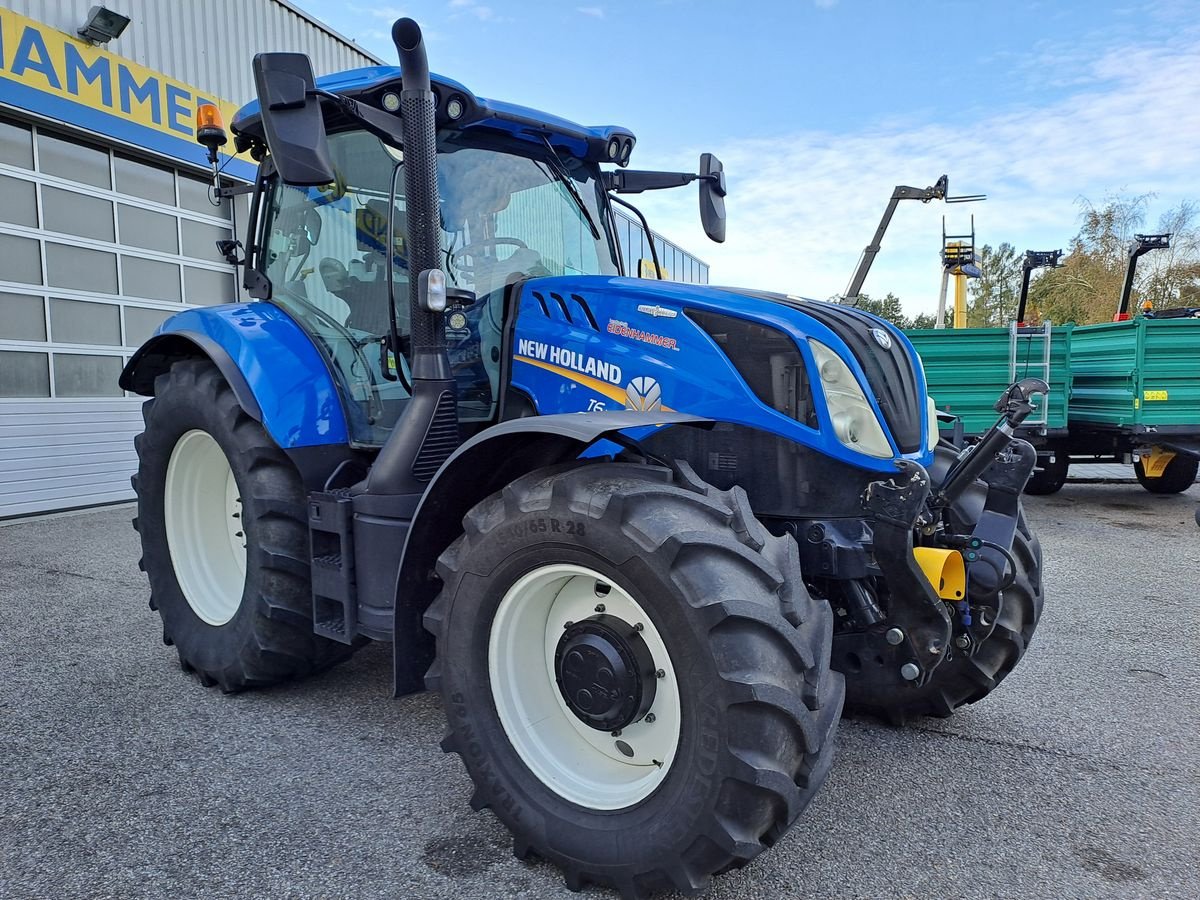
[{"left": 226, "top": 68, "right": 647, "bottom": 443}]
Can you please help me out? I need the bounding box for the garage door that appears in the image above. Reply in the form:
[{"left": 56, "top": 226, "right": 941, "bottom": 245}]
[{"left": 0, "top": 113, "right": 246, "bottom": 518}]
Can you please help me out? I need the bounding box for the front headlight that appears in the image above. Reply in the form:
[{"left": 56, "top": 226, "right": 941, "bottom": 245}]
[
  {"left": 809, "top": 340, "right": 893, "bottom": 458},
  {"left": 926, "top": 395, "right": 940, "bottom": 452}
]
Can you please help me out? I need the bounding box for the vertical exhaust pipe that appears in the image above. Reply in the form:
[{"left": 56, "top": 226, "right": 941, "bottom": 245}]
[
  {"left": 392, "top": 18, "right": 446, "bottom": 377},
  {"left": 366, "top": 18, "right": 458, "bottom": 495}
]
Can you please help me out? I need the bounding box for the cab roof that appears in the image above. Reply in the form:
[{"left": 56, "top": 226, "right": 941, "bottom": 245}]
[{"left": 231, "top": 65, "right": 636, "bottom": 164}]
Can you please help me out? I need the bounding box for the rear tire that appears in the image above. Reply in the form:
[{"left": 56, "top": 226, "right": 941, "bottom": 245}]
[
  {"left": 426, "top": 461, "right": 842, "bottom": 898},
  {"left": 133, "top": 359, "right": 354, "bottom": 691},
  {"left": 1135, "top": 454, "right": 1198, "bottom": 494},
  {"left": 1024, "top": 448, "right": 1068, "bottom": 495},
  {"left": 843, "top": 508, "right": 1043, "bottom": 724}
]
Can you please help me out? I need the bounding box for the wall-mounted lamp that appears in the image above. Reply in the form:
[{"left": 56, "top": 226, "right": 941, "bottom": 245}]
[{"left": 77, "top": 6, "right": 130, "bottom": 44}]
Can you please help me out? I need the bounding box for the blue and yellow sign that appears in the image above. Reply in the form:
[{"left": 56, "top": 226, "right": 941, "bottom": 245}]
[{"left": 0, "top": 9, "right": 254, "bottom": 177}]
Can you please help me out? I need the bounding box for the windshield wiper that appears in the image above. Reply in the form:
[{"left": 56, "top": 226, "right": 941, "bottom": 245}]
[{"left": 536, "top": 134, "right": 601, "bottom": 241}]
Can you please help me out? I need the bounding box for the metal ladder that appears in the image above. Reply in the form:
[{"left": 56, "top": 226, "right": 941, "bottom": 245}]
[{"left": 1009, "top": 321, "right": 1052, "bottom": 429}]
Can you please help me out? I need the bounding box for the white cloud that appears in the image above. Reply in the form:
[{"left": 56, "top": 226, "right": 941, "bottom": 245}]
[
  {"left": 630, "top": 34, "right": 1200, "bottom": 315},
  {"left": 447, "top": 0, "right": 497, "bottom": 22},
  {"left": 577, "top": 6, "right": 605, "bottom": 17}
]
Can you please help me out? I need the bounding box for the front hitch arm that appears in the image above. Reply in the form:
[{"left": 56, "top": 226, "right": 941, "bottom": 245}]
[
  {"left": 861, "top": 460, "right": 953, "bottom": 682},
  {"left": 935, "top": 378, "right": 1048, "bottom": 507}
]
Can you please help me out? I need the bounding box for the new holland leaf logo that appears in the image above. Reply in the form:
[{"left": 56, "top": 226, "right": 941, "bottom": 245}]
[{"left": 624, "top": 377, "right": 662, "bottom": 412}]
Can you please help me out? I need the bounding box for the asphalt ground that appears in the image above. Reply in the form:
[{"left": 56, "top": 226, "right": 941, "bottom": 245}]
[{"left": 1, "top": 480, "right": 1197, "bottom": 900}]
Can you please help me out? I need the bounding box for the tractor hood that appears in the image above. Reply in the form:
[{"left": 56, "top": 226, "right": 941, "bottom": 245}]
[
  {"left": 511, "top": 275, "right": 933, "bottom": 470},
  {"left": 725, "top": 287, "right": 926, "bottom": 454}
]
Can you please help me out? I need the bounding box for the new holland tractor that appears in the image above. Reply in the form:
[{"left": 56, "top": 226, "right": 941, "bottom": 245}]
[{"left": 120, "top": 19, "right": 1046, "bottom": 898}]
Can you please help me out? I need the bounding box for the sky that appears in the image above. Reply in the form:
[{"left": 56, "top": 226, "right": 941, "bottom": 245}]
[{"left": 291, "top": 0, "right": 1200, "bottom": 315}]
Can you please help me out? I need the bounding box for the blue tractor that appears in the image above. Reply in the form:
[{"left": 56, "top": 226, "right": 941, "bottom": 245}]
[{"left": 121, "top": 19, "right": 1046, "bottom": 898}]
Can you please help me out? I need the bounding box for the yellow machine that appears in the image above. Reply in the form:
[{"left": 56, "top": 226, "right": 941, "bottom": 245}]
[{"left": 936, "top": 219, "right": 982, "bottom": 328}]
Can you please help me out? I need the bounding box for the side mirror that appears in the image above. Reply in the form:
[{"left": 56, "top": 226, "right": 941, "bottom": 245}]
[
  {"left": 699, "top": 152, "right": 726, "bottom": 243},
  {"left": 252, "top": 52, "right": 336, "bottom": 186}
]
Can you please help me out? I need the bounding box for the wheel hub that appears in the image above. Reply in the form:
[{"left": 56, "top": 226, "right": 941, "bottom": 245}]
[{"left": 554, "top": 614, "right": 656, "bottom": 731}]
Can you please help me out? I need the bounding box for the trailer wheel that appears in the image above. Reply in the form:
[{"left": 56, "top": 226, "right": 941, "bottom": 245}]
[
  {"left": 1134, "top": 454, "right": 1199, "bottom": 494},
  {"left": 132, "top": 359, "right": 353, "bottom": 691},
  {"left": 843, "top": 508, "right": 1043, "bottom": 724},
  {"left": 1024, "top": 448, "right": 1068, "bottom": 495},
  {"left": 426, "top": 461, "right": 842, "bottom": 897}
]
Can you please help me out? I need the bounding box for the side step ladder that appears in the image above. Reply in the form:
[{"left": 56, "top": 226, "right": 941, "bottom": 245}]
[
  {"left": 1010, "top": 321, "right": 1052, "bottom": 431},
  {"left": 308, "top": 490, "right": 357, "bottom": 644}
]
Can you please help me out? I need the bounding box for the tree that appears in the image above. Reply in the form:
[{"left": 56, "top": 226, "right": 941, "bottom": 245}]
[
  {"left": 842, "top": 292, "right": 907, "bottom": 326},
  {"left": 1024, "top": 194, "right": 1200, "bottom": 324},
  {"left": 1139, "top": 201, "right": 1200, "bottom": 309},
  {"left": 965, "top": 242, "right": 1022, "bottom": 326},
  {"left": 836, "top": 293, "right": 947, "bottom": 330}
]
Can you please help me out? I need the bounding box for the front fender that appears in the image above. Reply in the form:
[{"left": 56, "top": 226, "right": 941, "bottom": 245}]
[
  {"left": 119, "top": 303, "right": 348, "bottom": 448},
  {"left": 392, "top": 411, "right": 712, "bottom": 695}
]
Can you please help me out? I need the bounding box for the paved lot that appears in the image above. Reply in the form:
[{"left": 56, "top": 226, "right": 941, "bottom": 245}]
[{"left": 2, "top": 481, "right": 1198, "bottom": 900}]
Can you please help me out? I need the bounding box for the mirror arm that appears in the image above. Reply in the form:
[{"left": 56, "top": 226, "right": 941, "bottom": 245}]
[
  {"left": 604, "top": 169, "right": 699, "bottom": 194},
  {"left": 310, "top": 88, "right": 407, "bottom": 150}
]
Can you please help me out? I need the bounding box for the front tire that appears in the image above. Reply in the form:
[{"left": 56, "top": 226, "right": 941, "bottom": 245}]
[
  {"left": 133, "top": 359, "right": 353, "bottom": 691},
  {"left": 425, "top": 461, "right": 842, "bottom": 898},
  {"left": 1135, "top": 454, "right": 1198, "bottom": 494}
]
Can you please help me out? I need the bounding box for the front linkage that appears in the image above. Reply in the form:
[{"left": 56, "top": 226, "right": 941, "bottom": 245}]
[{"left": 826, "top": 379, "right": 1046, "bottom": 719}]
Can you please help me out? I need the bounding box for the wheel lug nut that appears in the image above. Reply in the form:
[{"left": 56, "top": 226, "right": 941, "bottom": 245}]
[
  {"left": 955, "top": 635, "right": 971, "bottom": 649},
  {"left": 900, "top": 663, "right": 920, "bottom": 681},
  {"left": 611, "top": 729, "right": 621, "bottom": 737},
  {"left": 633, "top": 622, "right": 644, "bottom": 632},
  {"left": 655, "top": 669, "right": 665, "bottom": 679},
  {"left": 563, "top": 620, "right": 573, "bottom": 629},
  {"left": 885, "top": 628, "right": 905, "bottom": 645},
  {"left": 644, "top": 713, "right": 656, "bottom": 724},
  {"left": 594, "top": 603, "right": 605, "bottom": 613}
]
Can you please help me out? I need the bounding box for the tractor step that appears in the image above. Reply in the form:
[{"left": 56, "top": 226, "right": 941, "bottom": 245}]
[{"left": 308, "top": 490, "right": 357, "bottom": 644}]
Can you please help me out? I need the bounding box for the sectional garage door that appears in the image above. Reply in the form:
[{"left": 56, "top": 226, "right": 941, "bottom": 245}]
[{"left": 0, "top": 112, "right": 246, "bottom": 518}]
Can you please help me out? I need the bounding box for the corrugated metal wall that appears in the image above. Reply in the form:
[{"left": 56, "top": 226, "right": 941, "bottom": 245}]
[
  {"left": 0, "top": 1, "right": 380, "bottom": 518},
  {"left": 6, "top": 0, "right": 382, "bottom": 106},
  {"left": 0, "top": 398, "right": 144, "bottom": 516}
]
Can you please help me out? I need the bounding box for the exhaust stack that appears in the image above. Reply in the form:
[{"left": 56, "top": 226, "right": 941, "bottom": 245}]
[
  {"left": 392, "top": 18, "right": 446, "bottom": 376},
  {"left": 366, "top": 18, "right": 458, "bottom": 496}
]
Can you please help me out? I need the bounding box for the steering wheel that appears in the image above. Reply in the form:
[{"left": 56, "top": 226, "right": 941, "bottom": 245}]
[{"left": 448, "top": 237, "right": 529, "bottom": 278}]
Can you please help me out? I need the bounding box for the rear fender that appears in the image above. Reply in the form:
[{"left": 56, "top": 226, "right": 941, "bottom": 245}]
[
  {"left": 392, "top": 411, "right": 712, "bottom": 696},
  {"left": 119, "top": 303, "right": 348, "bottom": 448}
]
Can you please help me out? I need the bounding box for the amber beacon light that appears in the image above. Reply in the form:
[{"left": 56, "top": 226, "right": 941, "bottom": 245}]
[{"left": 196, "top": 104, "right": 228, "bottom": 163}]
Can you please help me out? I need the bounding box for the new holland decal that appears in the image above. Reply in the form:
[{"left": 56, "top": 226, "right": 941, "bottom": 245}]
[
  {"left": 514, "top": 339, "right": 672, "bottom": 412},
  {"left": 515, "top": 339, "right": 624, "bottom": 384}
]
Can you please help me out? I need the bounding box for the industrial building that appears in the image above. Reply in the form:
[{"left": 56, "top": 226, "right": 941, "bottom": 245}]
[{"left": 0, "top": 0, "right": 708, "bottom": 516}]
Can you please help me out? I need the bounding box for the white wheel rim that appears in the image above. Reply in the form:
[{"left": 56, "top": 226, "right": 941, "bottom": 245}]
[
  {"left": 164, "top": 429, "right": 247, "bottom": 626},
  {"left": 488, "top": 563, "right": 681, "bottom": 810}
]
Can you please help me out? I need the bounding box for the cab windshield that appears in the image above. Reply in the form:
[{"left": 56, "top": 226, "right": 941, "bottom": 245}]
[{"left": 259, "top": 128, "right": 620, "bottom": 444}]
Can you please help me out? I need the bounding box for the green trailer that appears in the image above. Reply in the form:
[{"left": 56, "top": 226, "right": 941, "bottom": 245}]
[
  {"left": 1059, "top": 317, "right": 1200, "bottom": 493},
  {"left": 908, "top": 321, "right": 1071, "bottom": 438}
]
